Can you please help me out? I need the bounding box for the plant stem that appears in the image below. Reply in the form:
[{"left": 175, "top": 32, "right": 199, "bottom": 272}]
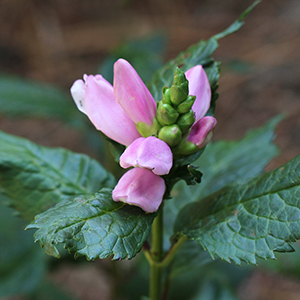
[
  {"left": 158, "top": 235, "right": 187, "bottom": 267},
  {"left": 149, "top": 208, "right": 163, "bottom": 300}
]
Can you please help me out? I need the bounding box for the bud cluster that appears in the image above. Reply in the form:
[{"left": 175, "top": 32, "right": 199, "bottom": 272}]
[{"left": 156, "top": 67, "right": 196, "bottom": 148}]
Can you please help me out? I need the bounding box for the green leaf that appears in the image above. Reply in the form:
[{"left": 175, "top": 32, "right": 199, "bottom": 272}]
[
  {"left": 98, "top": 33, "right": 166, "bottom": 84},
  {"left": 174, "top": 152, "right": 300, "bottom": 265},
  {"left": 0, "top": 130, "right": 115, "bottom": 221},
  {"left": 163, "top": 116, "right": 281, "bottom": 249},
  {"left": 26, "top": 188, "right": 156, "bottom": 260},
  {"left": 168, "top": 247, "right": 243, "bottom": 300},
  {"left": 147, "top": 2, "right": 259, "bottom": 113},
  {"left": 0, "top": 203, "right": 48, "bottom": 297},
  {"left": 0, "top": 75, "right": 85, "bottom": 127}
]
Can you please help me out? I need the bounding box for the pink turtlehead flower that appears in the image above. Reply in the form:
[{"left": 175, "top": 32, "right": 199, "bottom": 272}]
[
  {"left": 70, "top": 59, "right": 157, "bottom": 146},
  {"left": 120, "top": 137, "right": 173, "bottom": 176},
  {"left": 71, "top": 60, "right": 215, "bottom": 212},
  {"left": 112, "top": 168, "right": 165, "bottom": 213},
  {"left": 185, "top": 65, "right": 211, "bottom": 123},
  {"left": 188, "top": 116, "right": 217, "bottom": 149}
]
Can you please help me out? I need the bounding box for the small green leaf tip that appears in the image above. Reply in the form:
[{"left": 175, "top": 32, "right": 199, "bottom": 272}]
[{"left": 136, "top": 117, "right": 162, "bottom": 137}]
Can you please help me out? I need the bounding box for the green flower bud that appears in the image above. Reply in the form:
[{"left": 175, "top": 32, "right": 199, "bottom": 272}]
[
  {"left": 176, "top": 110, "right": 195, "bottom": 134},
  {"left": 173, "top": 67, "right": 187, "bottom": 86},
  {"left": 170, "top": 68, "right": 189, "bottom": 106},
  {"left": 173, "top": 139, "right": 199, "bottom": 157},
  {"left": 162, "top": 87, "right": 172, "bottom": 105},
  {"left": 176, "top": 95, "right": 196, "bottom": 114},
  {"left": 158, "top": 124, "right": 182, "bottom": 147},
  {"left": 157, "top": 102, "right": 179, "bottom": 126}
]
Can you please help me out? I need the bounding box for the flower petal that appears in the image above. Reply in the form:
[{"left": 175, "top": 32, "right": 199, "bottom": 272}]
[
  {"left": 185, "top": 65, "right": 211, "bottom": 122},
  {"left": 112, "top": 168, "right": 165, "bottom": 212},
  {"left": 188, "top": 116, "right": 217, "bottom": 148},
  {"left": 70, "top": 79, "right": 87, "bottom": 113},
  {"left": 71, "top": 74, "right": 141, "bottom": 146},
  {"left": 120, "top": 136, "right": 173, "bottom": 175},
  {"left": 113, "top": 59, "right": 157, "bottom": 125}
]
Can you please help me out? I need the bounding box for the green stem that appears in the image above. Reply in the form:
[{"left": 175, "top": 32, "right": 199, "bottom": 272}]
[
  {"left": 158, "top": 235, "right": 187, "bottom": 268},
  {"left": 149, "top": 208, "right": 163, "bottom": 300}
]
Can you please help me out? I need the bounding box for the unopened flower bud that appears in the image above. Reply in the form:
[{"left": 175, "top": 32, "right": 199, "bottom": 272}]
[
  {"left": 162, "top": 87, "right": 172, "bottom": 105},
  {"left": 173, "top": 116, "right": 217, "bottom": 156},
  {"left": 176, "top": 110, "right": 196, "bottom": 134},
  {"left": 176, "top": 95, "right": 196, "bottom": 114},
  {"left": 170, "top": 68, "right": 189, "bottom": 105},
  {"left": 158, "top": 124, "right": 182, "bottom": 147},
  {"left": 157, "top": 102, "right": 179, "bottom": 126},
  {"left": 187, "top": 116, "right": 216, "bottom": 149}
]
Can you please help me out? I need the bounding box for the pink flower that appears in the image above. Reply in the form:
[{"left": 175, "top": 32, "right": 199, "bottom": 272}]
[
  {"left": 112, "top": 168, "right": 165, "bottom": 213},
  {"left": 70, "top": 59, "right": 158, "bottom": 146},
  {"left": 185, "top": 65, "right": 211, "bottom": 123},
  {"left": 188, "top": 116, "right": 217, "bottom": 148},
  {"left": 120, "top": 137, "right": 173, "bottom": 176},
  {"left": 71, "top": 60, "right": 215, "bottom": 212},
  {"left": 112, "top": 136, "right": 172, "bottom": 212}
]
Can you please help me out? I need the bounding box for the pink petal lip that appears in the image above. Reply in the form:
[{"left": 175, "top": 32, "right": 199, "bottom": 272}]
[
  {"left": 112, "top": 168, "right": 165, "bottom": 213},
  {"left": 120, "top": 136, "right": 173, "bottom": 175},
  {"left": 113, "top": 59, "right": 157, "bottom": 126},
  {"left": 185, "top": 65, "right": 211, "bottom": 122}
]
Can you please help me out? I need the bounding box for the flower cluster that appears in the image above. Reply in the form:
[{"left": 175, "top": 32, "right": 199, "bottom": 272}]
[{"left": 71, "top": 59, "right": 216, "bottom": 212}]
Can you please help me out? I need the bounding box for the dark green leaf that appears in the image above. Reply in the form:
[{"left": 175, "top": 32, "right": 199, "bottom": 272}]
[
  {"left": 163, "top": 116, "right": 281, "bottom": 249},
  {"left": 0, "top": 75, "right": 85, "bottom": 127},
  {"left": 98, "top": 33, "right": 166, "bottom": 84},
  {"left": 0, "top": 203, "right": 47, "bottom": 297},
  {"left": 174, "top": 152, "right": 300, "bottom": 265},
  {"left": 168, "top": 250, "right": 242, "bottom": 300},
  {"left": 147, "top": 2, "right": 259, "bottom": 111},
  {"left": 213, "top": 1, "right": 260, "bottom": 40},
  {"left": 0, "top": 130, "right": 115, "bottom": 221},
  {"left": 26, "top": 188, "right": 156, "bottom": 260}
]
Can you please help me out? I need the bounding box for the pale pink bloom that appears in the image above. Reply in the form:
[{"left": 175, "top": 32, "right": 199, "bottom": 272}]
[
  {"left": 188, "top": 116, "right": 217, "bottom": 149},
  {"left": 185, "top": 65, "right": 211, "bottom": 123},
  {"left": 114, "top": 59, "right": 157, "bottom": 126},
  {"left": 71, "top": 74, "right": 140, "bottom": 146},
  {"left": 112, "top": 168, "right": 165, "bottom": 213},
  {"left": 120, "top": 137, "right": 173, "bottom": 176}
]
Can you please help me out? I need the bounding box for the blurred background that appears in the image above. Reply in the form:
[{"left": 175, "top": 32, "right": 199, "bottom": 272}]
[{"left": 1, "top": 0, "right": 300, "bottom": 299}]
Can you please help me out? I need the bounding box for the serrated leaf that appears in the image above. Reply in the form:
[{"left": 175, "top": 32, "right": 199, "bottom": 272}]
[
  {"left": 173, "top": 153, "right": 300, "bottom": 265},
  {"left": 163, "top": 116, "right": 281, "bottom": 249},
  {"left": 26, "top": 188, "right": 156, "bottom": 260},
  {"left": 147, "top": 2, "right": 259, "bottom": 114},
  {"left": 0, "top": 130, "right": 115, "bottom": 221},
  {"left": 0, "top": 75, "right": 86, "bottom": 127}
]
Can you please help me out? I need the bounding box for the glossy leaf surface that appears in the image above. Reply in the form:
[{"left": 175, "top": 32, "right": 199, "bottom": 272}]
[{"left": 27, "top": 188, "right": 156, "bottom": 260}]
